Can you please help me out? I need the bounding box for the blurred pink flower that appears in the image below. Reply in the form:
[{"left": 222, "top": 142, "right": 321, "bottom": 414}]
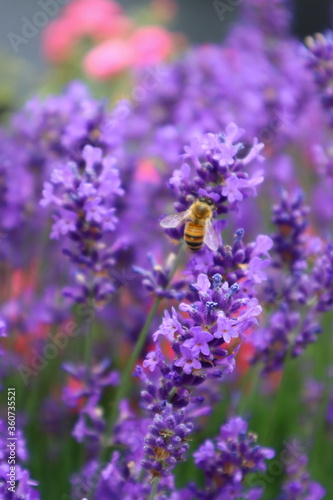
[
  {"left": 128, "top": 26, "right": 173, "bottom": 66},
  {"left": 83, "top": 26, "right": 173, "bottom": 79},
  {"left": 42, "top": 17, "right": 76, "bottom": 63},
  {"left": 134, "top": 159, "right": 161, "bottom": 184},
  {"left": 65, "top": 0, "right": 122, "bottom": 18},
  {"left": 42, "top": 0, "right": 132, "bottom": 63},
  {"left": 64, "top": 0, "right": 132, "bottom": 39},
  {"left": 42, "top": 0, "right": 175, "bottom": 77},
  {"left": 83, "top": 39, "right": 133, "bottom": 79}
]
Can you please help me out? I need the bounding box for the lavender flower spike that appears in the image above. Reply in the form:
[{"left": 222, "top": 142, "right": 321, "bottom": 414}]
[
  {"left": 193, "top": 416, "right": 274, "bottom": 498},
  {"left": 41, "top": 144, "right": 123, "bottom": 305}
]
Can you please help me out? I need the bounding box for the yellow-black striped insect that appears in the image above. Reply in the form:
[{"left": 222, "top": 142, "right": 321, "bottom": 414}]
[{"left": 160, "top": 197, "right": 219, "bottom": 252}]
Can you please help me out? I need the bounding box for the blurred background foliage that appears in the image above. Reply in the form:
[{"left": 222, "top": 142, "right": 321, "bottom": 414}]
[{"left": 0, "top": 0, "right": 332, "bottom": 115}]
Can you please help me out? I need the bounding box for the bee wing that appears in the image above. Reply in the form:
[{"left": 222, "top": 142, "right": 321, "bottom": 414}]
[
  {"left": 160, "top": 209, "right": 191, "bottom": 228},
  {"left": 204, "top": 218, "right": 219, "bottom": 251}
]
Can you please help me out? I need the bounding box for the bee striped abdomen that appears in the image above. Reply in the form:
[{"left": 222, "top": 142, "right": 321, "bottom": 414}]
[{"left": 184, "top": 221, "right": 204, "bottom": 251}]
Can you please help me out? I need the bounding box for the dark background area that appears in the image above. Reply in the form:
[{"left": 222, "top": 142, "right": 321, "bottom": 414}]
[
  {"left": 292, "top": 0, "right": 331, "bottom": 37},
  {"left": 0, "top": 0, "right": 331, "bottom": 100}
]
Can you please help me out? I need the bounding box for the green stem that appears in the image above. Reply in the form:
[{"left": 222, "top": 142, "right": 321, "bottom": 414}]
[
  {"left": 149, "top": 477, "right": 160, "bottom": 500},
  {"left": 309, "top": 313, "right": 333, "bottom": 482},
  {"left": 106, "top": 244, "right": 185, "bottom": 436},
  {"left": 106, "top": 295, "right": 161, "bottom": 436},
  {"left": 80, "top": 321, "right": 94, "bottom": 471},
  {"left": 263, "top": 349, "right": 294, "bottom": 446},
  {"left": 86, "top": 245, "right": 185, "bottom": 499},
  {"left": 84, "top": 318, "right": 93, "bottom": 381}
]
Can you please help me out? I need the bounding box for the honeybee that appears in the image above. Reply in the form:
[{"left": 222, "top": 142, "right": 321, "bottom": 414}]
[{"left": 160, "top": 197, "right": 219, "bottom": 252}]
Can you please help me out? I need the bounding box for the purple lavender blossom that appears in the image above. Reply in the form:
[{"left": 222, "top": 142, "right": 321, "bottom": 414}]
[
  {"left": 70, "top": 453, "right": 149, "bottom": 500},
  {"left": 240, "top": 0, "right": 292, "bottom": 37},
  {"left": 1, "top": 2, "right": 333, "bottom": 498},
  {"left": 41, "top": 145, "right": 123, "bottom": 305},
  {"left": 215, "top": 314, "right": 239, "bottom": 343},
  {"left": 304, "top": 32, "right": 333, "bottom": 125},
  {"left": 271, "top": 188, "right": 310, "bottom": 271},
  {"left": 185, "top": 229, "right": 272, "bottom": 295},
  {"left": 279, "top": 452, "right": 326, "bottom": 500},
  {"left": 0, "top": 81, "right": 125, "bottom": 272},
  {"left": 12, "top": 82, "right": 117, "bottom": 157},
  {"left": 183, "top": 326, "right": 214, "bottom": 357},
  {"left": 71, "top": 450, "right": 184, "bottom": 500},
  {"left": 143, "top": 350, "right": 161, "bottom": 373},
  {"left": 174, "top": 345, "right": 202, "bottom": 374},
  {"left": 153, "top": 308, "right": 183, "bottom": 342},
  {"left": 62, "top": 360, "right": 118, "bottom": 450},
  {"left": 193, "top": 416, "right": 274, "bottom": 498},
  {"left": 133, "top": 254, "right": 187, "bottom": 301},
  {"left": 138, "top": 272, "right": 264, "bottom": 481},
  {"left": 141, "top": 404, "right": 193, "bottom": 477},
  {"left": 164, "top": 127, "right": 264, "bottom": 225},
  {"left": 251, "top": 189, "right": 333, "bottom": 371}
]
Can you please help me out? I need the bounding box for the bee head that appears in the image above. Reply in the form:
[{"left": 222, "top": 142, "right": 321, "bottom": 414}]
[{"left": 198, "top": 196, "right": 215, "bottom": 209}]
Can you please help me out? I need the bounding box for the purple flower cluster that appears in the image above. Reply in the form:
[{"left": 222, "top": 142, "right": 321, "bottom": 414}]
[
  {"left": 251, "top": 189, "right": 333, "bottom": 371},
  {"left": 303, "top": 31, "right": 333, "bottom": 232},
  {"left": 69, "top": 401, "right": 180, "bottom": 499},
  {"left": 70, "top": 453, "right": 150, "bottom": 500},
  {"left": 133, "top": 253, "right": 187, "bottom": 301},
  {"left": 141, "top": 404, "right": 193, "bottom": 477},
  {"left": 166, "top": 125, "right": 264, "bottom": 218},
  {"left": 279, "top": 452, "right": 326, "bottom": 500},
  {"left": 118, "top": 0, "right": 318, "bottom": 187},
  {"left": 304, "top": 32, "right": 333, "bottom": 125},
  {"left": 1, "top": 0, "right": 332, "bottom": 498},
  {"left": 193, "top": 416, "right": 274, "bottom": 499},
  {"left": 11, "top": 81, "right": 117, "bottom": 158},
  {"left": 138, "top": 272, "right": 263, "bottom": 479},
  {"left": 146, "top": 273, "right": 262, "bottom": 378},
  {"left": 62, "top": 359, "right": 118, "bottom": 450},
  {"left": 0, "top": 132, "right": 37, "bottom": 265},
  {"left": 240, "top": 0, "right": 292, "bottom": 37},
  {"left": 185, "top": 229, "right": 272, "bottom": 293},
  {"left": 70, "top": 449, "right": 183, "bottom": 500},
  {"left": 271, "top": 189, "right": 311, "bottom": 271},
  {"left": 0, "top": 82, "right": 123, "bottom": 269},
  {"left": 41, "top": 144, "right": 124, "bottom": 304}
]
